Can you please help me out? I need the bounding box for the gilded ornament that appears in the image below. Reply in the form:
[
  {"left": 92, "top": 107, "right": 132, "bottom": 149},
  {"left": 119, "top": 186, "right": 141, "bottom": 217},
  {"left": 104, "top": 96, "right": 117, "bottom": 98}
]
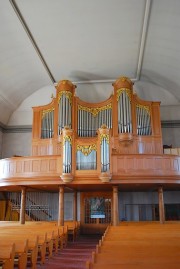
[
  {"left": 101, "top": 124, "right": 108, "bottom": 129},
  {"left": 136, "top": 104, "right": 150, "bottom": 114},
  {"left": 58, "top": 91, "right": 72, "bottom": 104},
  {"left": 117, "top": 88, "right": 132, "bottom": 101},
  {"left": 63, "top": 135, "right": 72, "bottom": 145},
  {"left": 42, "top": 107, "right": 55, "bottom": 119},
  {"left": 78, "top": 103, "right": 112, "bottom": 117},
  {"left": 120, "top": 77, "right": 132, "bottom": 84},
  {"left": 100, "top": 134, "right": 109, "bottom": 144},
  {"left": 76, "top": 144, "right": 97, "bottom": 156}
]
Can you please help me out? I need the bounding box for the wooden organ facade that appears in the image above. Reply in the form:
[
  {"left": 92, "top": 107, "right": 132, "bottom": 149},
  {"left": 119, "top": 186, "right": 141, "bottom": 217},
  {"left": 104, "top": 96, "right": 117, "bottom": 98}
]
[
  {"left": 0, "top": 76, "right": 180, "bottom": 230},
  {"left": 31, "top": 76, "right": 163, "bottom": 183}
]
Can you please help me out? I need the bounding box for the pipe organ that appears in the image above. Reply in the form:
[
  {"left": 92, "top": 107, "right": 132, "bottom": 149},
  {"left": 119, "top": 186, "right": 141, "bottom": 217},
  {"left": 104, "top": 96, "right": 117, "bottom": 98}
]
[
  {"left": 117, "top": 88, "right": 132, "bottom": 134},
  {"left": 58, "top": 90, "right": 72, "bottom": 135},
  {"left": 77, "top": 104, "right": 112, "bottom": 137},
  {"left": 32, "top": 76, "right": 162, "bottom": 182},
  {"left": 41, "top": 107, "right": 54, "bottom": 139}
]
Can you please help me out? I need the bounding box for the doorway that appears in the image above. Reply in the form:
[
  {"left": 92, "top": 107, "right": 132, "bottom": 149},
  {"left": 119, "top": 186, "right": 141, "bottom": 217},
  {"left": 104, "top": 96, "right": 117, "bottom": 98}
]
[{"left": 80, "top": 192, "right": 112, "bottom": 234}]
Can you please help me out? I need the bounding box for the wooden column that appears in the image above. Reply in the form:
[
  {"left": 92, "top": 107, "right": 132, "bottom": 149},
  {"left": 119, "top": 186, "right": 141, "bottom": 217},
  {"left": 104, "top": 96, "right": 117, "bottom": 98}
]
[
  {"left": 73, "top": 191, "right": 77, "bottom": 221},
  {"left": 112, "top": 186, "right": 119, "bottom": 226},
  {"left": 158, "top": 186, "right": 165, "bottom": 224},
  {"left": 58, "top": 186, "right": 64, "bottom": 226},
  {"left": 20, "top": 187, "right": 26, "bottom": 224}
]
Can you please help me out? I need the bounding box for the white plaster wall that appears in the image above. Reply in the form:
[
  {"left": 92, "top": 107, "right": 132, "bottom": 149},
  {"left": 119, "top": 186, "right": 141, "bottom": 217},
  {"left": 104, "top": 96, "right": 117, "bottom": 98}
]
[
  {"left": 162, "top": 127, "right": 180, "bottom": 148},
  {"left": 2, "top": 132, "right": 32, "bottom": 158},
  {"left": 8, "top": 85, "right": 56, "bottom": 126},
  {"left": 161, "top": 105, "right": 180, "bottom": 121},
  {"left": 0, "top": 130, "right": 3, "bottom": 159}
]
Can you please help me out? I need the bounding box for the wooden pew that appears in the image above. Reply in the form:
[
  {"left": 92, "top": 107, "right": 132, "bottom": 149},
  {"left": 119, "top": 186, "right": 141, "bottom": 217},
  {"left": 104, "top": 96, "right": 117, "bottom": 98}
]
[
  {"left": 0, "top": 230, "right": 41, "bottom": 268},
  {"left": 0, "top": 221, "right": 68, "bottom": 268},
  {"left": 0, "top": 243, "right": 15, "bottom": 269},
  {"left": 86, "top": 223, "right": 180, "bottom": 269},
  {"left": 0, "top": 239, "right": 28, "bottom": 269},
  {"left": 64, "top": 221, "right": 78, "bottom": 241}
]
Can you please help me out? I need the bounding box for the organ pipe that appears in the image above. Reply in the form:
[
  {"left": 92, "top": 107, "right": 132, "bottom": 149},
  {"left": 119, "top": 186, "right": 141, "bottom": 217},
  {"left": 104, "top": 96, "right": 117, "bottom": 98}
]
[
  {"left": 99, "top": 126, "right": 110, "bottom": 173},
  {"left": 117, "top": 88, "right": 132, "bottom": 134},
  {"left": 77, "top": 104, "right": 112, "bottom": 137},
  {"left": 41, "top": 108, "right": 54, "bottom": 139},
  {"left": 58, "top": 91, "right": 72, "bottom": 135},
  {"left": 136, "top": 104, "right": 152, "bottom": 135},
  {"left": 76, "top": 144, "right": 97, "bottom": 170},
  {"left": 62, "top": 127, "right": 72, "bottom": 174}
]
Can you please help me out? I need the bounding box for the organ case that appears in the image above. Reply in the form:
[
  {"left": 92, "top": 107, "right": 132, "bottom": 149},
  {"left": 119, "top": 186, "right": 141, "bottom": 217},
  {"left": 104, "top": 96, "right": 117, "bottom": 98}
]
[{"left": 32, "top": 77, "right": 162, "bottom": 182}]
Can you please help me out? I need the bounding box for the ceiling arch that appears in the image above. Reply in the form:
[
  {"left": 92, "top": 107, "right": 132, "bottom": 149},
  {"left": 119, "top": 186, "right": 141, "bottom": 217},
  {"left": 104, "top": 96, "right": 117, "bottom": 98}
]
[{"left": 0, "top": 0, "right": 180, "bottom": 125}]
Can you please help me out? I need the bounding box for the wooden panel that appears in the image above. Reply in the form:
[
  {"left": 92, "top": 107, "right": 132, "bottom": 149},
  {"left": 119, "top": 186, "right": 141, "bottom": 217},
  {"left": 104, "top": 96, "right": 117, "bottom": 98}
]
[
  {"left": 112, "top": 136, "right": 162, "bottom": 155},
  {"left": 136, "top": 157, "right": 144, "bottom": 170},
  {"left": 172, "top": 158, "right": 179, "bottom": 171},
  {"left": 126, "top": 157, "right": 135, "bottom": 170},
  {"left": 163, "top": 158, "right": 171, "bottom": 170},
  {"left": 24, "top": 161, "right": 31, "bottom": 172},
  {"left": 112, "top": 155, "right": 180, "bottom": 177},
  {"left": 40, "top": 159, "right": 49, "bottom": 172},
  {"left": 32, "top": 160, "right": 40, "bottom": 172},
  {"left": 9, "top": 162, "right": 15, "bottom": 174},
  {"left": 16, "top": 161, "right": 23, "bottom": 173},
  {"left": 144, "top": 158, "right": 154, "bottom": 170},
  {"left": 49, "top": 159, "right": 57, "bottom": 171},
  {"left": 0, "top": 156, "right": 62, "bottom": 179},
  {"left": 152, "top": 102, "right": 162, "bottom": 136},
  {"left": 32, "top": 139, "right": 62, "bottom": 156}
]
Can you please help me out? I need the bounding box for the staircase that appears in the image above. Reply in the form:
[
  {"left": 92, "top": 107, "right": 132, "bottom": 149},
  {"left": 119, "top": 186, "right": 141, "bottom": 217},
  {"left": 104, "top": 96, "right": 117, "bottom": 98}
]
[{"left": 37, "top": 235, "right": 101, "bottom": 269}]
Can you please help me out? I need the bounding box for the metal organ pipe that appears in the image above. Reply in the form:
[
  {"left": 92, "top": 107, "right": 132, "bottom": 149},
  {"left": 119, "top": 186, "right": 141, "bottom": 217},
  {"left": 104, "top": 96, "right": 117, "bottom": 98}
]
[
  {"left": 58, "top": 92, "right": 72, "bottom": 135},
  {"left": 41, "top": 109, "right": 54, "bottom": 139},
  {"left": 136, "top": 105, "right": 151, "bottom": 136},
  {"left": 62, "top": 128, "right": 72, "bottom": 174},
  {"left": 99, "top": 128, "right": 110, "bottom": 173},
  {"left": 118, "top": 90, "right": 132, "bottom": 134},
  {"left": 77, "top": 105, "right": 112, "bottom": 137}
]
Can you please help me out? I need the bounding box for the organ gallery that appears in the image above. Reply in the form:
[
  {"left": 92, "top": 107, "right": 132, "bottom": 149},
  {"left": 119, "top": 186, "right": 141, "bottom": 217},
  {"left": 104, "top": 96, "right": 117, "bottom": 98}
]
[{"left": 0, "top": 76, "right": 180, "bottom": 231}]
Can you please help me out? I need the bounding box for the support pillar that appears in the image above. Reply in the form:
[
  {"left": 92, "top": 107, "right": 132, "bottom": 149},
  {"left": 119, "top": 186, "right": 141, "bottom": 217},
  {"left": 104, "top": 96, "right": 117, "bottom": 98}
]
[
  {"left": 73, "top": 191, "right": 77, "bottom": 221},
  {"left": 112, "top": 186, "right": 119, "bottom": 226},
  {"left": 158, "top": 186, "right": 165, "bottom": 224},
  {"left": 58, "top": 186, "right": 64, "bottom": 226},
  {"left": 20, "top": 187, "right": 26, "bottom": 224}
]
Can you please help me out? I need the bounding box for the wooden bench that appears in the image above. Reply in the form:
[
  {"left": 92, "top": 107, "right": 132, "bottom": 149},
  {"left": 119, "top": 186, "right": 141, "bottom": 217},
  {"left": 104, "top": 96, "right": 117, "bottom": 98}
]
[
  {"left": 64, "top": 221, "right": 78, "bottom": 241},
  {"left": 86, "top": 223, "right": 180, "bottom": 269},
  {"left": 0, "top": 243, "right": 15, "bottom": 269},
  {"left": 0, "top": 221, "right": 70, "bottom": 269}
]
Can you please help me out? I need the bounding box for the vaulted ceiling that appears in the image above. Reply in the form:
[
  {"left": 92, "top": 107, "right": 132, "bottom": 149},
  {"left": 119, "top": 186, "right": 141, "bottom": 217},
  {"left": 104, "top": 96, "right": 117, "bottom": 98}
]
[{"left": 1, "top": 0, "right": 180, "bottom": 125}]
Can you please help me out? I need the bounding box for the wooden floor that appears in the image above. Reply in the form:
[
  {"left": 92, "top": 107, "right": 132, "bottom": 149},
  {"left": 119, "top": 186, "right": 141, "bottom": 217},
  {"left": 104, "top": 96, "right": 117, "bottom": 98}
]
[{"left": 87, "top": 221, "right": 180, "bottom": 269}]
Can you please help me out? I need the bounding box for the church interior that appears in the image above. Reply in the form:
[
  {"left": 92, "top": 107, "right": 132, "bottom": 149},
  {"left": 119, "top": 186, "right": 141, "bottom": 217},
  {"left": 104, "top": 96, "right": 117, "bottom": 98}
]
[{"left": 0, "top": 1, "right": 180, "bottom": 268}]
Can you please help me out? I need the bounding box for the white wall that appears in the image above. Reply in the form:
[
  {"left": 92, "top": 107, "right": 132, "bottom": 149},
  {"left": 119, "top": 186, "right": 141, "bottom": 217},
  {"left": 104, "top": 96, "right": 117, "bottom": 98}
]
[
  {"left": 162, "top": 127, "right": 180, "bottom": 148},
  {"left": 2, "top": 132, "right": 32, "bottom": 158},
  {"left": 0, "top": 129, "right": 3, "bottom": 158}
]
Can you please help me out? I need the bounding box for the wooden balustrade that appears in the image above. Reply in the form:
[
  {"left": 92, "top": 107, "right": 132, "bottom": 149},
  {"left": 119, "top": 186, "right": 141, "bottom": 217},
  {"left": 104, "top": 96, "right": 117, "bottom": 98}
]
[{"left": 1, "top": 154, "right": 180, "bottom": 186}]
